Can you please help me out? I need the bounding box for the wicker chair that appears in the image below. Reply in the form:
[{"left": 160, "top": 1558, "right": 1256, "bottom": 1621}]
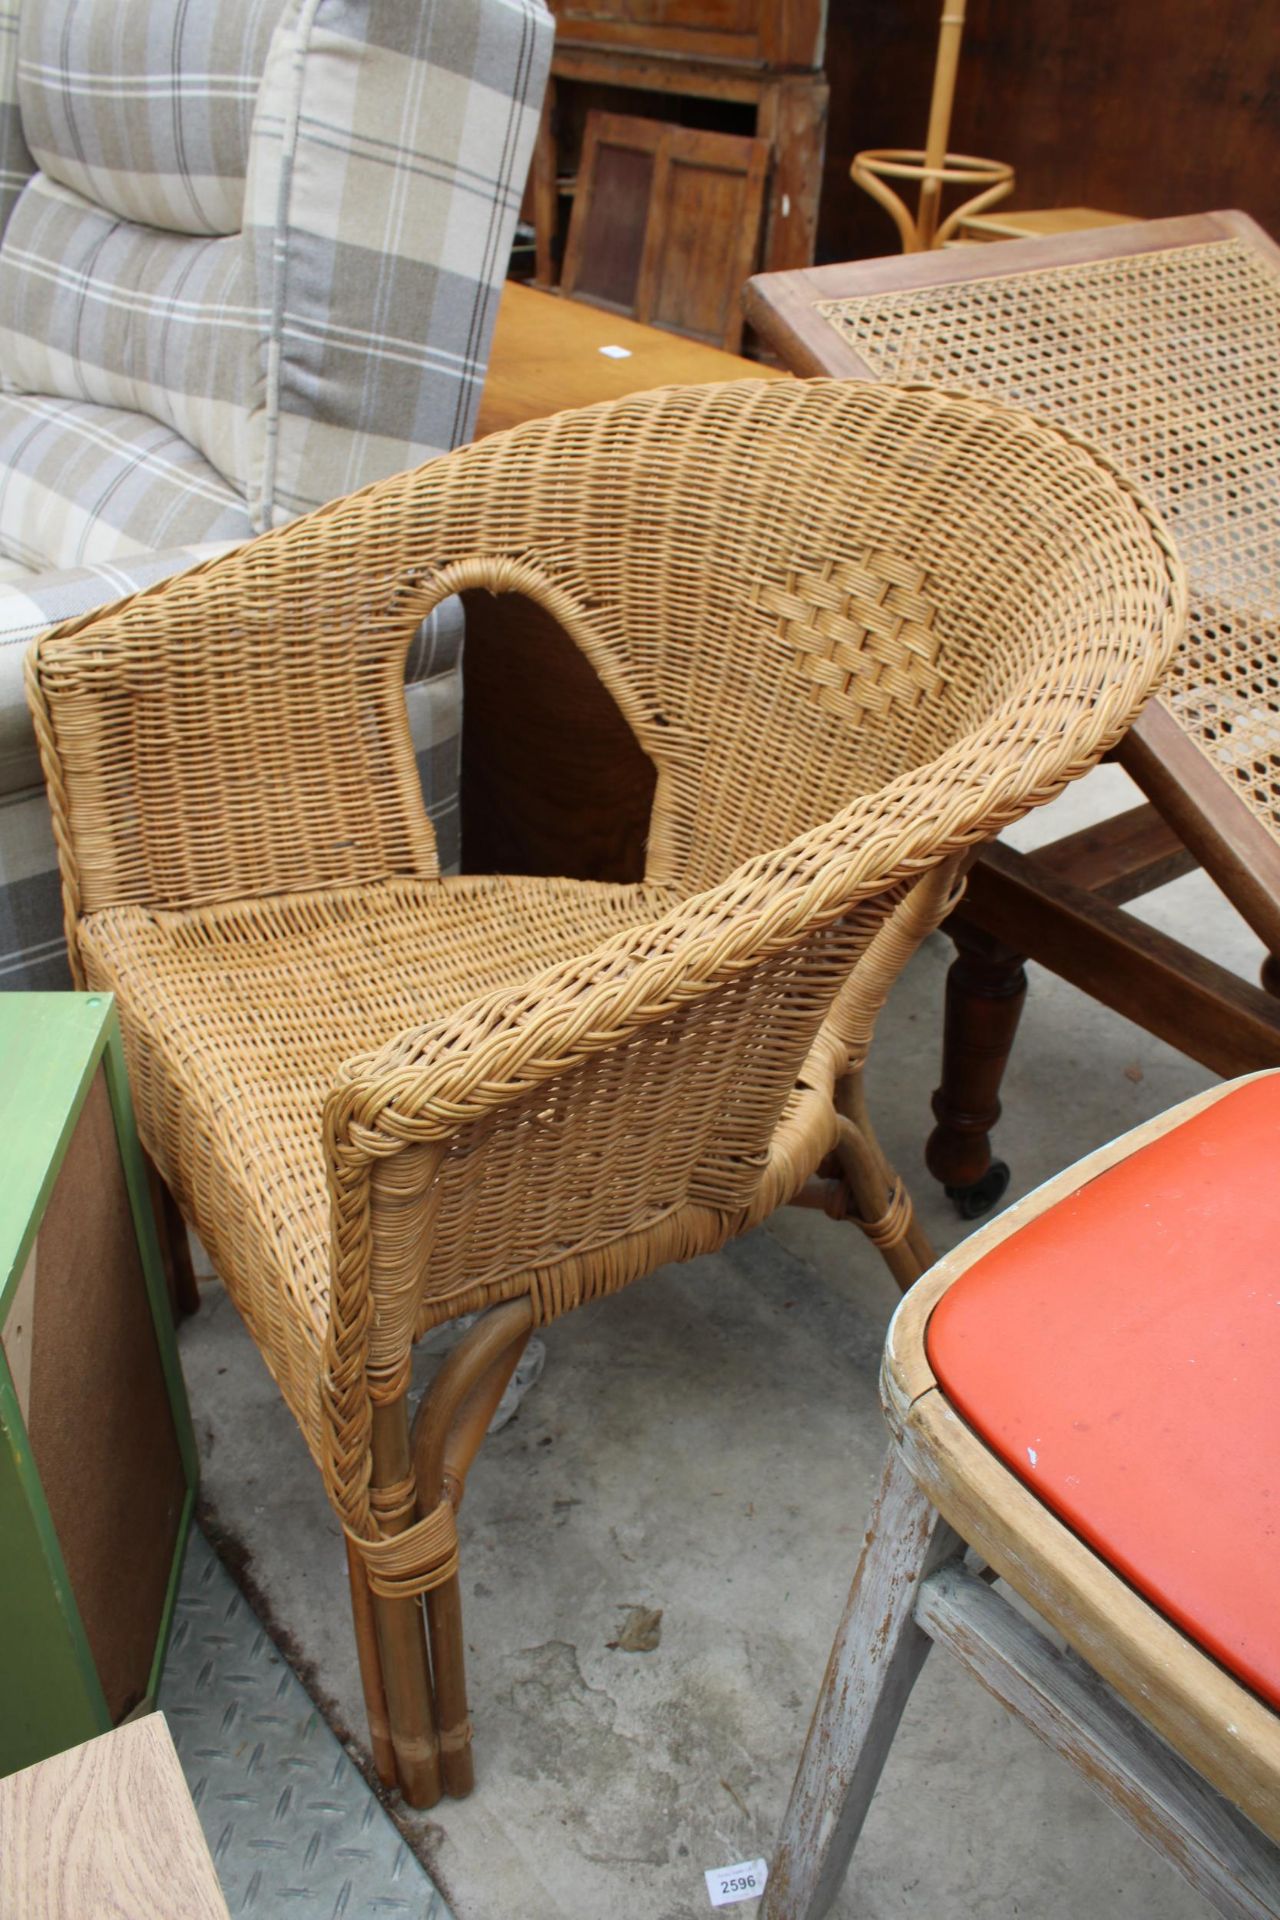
[{"left": 26, "top": 379, "right": 1183, "bottom": 1810}]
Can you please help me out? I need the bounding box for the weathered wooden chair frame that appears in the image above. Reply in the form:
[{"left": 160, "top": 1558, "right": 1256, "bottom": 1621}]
[
  {"left": 766, "top": 1079, "right": 1280, "bottom": 1920},
  {"left": 27, "top": 380, "right": 1181, "bottom": 1810},
  {"left": 746, "top": 210, "right": 1280, "bottom": 1215}
]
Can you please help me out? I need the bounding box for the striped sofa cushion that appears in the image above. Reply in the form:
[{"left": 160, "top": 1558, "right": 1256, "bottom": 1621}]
[
  {"left": 0, "top": 0, "right": 551, "bottom": 534},
  {"left": 16, "top": 0, "right": 280, "bottom": 235},
  {"left": 0, "top": 182, "right": 254, "bottom": 496},
  {"left": 0, "top": 393, "right": 252, "bottom": 573},
  {"left": 0, "top": 1, "right": 30, "bottom": 240},
  {"left": 242, "top": 0, "right": 551, "bottom": 526}
]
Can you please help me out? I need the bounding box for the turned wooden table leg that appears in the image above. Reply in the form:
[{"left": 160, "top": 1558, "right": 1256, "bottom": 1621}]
[
  {"left": 1262, "top": 954, "right": 1280, "bottom": 1000},
  {"left": 925, "top": 917, "right": 1026, "bottom": 1218}
]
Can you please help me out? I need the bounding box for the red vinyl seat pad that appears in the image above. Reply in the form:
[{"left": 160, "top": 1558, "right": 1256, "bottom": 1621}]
[{"left": 927, "top": 1075, "right": 1280, "bottom": 1709}]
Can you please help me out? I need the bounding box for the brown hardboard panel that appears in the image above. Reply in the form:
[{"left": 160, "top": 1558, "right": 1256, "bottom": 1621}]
[{"left": 24, "top": 1070, "right": 186, "bottom": 1720}]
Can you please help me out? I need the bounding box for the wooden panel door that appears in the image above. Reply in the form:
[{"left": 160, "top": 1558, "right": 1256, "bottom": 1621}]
[{"left": 562, "top": 112, "right": 769, "bottom": 349}]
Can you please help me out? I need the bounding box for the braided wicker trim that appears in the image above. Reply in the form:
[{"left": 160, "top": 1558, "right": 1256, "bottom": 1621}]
[
  {"left": 345, "top": 1499, "right": 460, "bottom": 1601},
  {"left": 854, "top": 1177, "right": 913, "bottom": 1249}
]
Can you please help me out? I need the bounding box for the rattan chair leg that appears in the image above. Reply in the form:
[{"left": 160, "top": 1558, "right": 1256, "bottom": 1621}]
[
  {"left": 766, "top": 1447, "right": 961, "bottom": 1920},
  {"left": 834, "top": 1072, "right": 936, "bottom": 1291},
  {"left": 412, "top": 1300, "right": 536, "bottom": 1797},
  {"left": 369, "top": 1398, "right": 443, "bottom": 1808},
  {"left": 345, "top": 1538, "right": 397, "bottom": 1788}
]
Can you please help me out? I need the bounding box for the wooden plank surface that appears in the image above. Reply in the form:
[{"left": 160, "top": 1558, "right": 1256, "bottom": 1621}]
[
  {"left": 545, "top": 0, "right": 826, "bottom": 72},
  {"left": 0, "top": 1714, "right": 229, "bottom": 1919},
  {"left": 1121, "top": 701, "right": 1280, "bottom": 958},
  {"left": 956, "top": 205, "right": 1134, "bottom": 242},
  {"left": 477, "top": 280, "right": 784, "bottom": 439},
  {"left": 636, "top": 121, "right": 769, "bottom": 348},
  {"left": 1031, "top": 802, "right": 1196, "bottom": 905}
]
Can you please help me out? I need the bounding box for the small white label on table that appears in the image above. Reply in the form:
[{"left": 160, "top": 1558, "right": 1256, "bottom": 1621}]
[
  {"left": 705, "top": 1858, "right": 768, "bottom": 1907},
  {"left": 598, "top": 343, "right": 631, "bottom": 359}
]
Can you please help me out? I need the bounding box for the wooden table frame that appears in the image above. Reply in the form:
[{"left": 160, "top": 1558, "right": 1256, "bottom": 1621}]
[{"left": 745, "top": 211, "right": 1280, "bottom": 1211}]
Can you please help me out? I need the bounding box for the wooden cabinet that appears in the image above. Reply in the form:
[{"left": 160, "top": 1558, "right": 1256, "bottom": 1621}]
[
  {"left": 0, "top": 994, "right": 197, "bottom": 1779},
  {"left": 546, "top": 0, "right": 825, "bottom": 70},
  {"left": 532, "top": 0, "right": 829, "bottom": 303}
]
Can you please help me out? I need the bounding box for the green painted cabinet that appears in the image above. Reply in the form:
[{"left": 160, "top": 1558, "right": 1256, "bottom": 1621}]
[{"left": 0, "top": 993, "right": 197, "bottom": 1777}]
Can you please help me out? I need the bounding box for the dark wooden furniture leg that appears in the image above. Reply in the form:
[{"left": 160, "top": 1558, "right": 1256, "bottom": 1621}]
[
  {"left": 925, "top": 803, "right": 1280, "bottom": 1215},
  {"left": 925, "top": 917, "right": 1025, "bottom": 1218}
]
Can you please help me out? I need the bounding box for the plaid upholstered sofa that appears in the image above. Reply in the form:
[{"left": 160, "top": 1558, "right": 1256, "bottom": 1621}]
[{"left": 0, "top": 0, "right": 551, "bottom": 988}]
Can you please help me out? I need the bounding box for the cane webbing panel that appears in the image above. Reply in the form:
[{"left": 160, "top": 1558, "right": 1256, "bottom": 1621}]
[{"left": 819, "top": 239, "right": 1280, "bottom": 841}]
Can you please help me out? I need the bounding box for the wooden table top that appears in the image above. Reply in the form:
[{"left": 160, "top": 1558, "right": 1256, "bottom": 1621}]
[
  {"left": 476, "top": 281, "right": 784, "bottom": 438},
  {"left": 0, "top": 1714, "right": 229, "bottom": 1919},
  {"left": 957, "top": 205, "right": 1133, "bottom": 242}
]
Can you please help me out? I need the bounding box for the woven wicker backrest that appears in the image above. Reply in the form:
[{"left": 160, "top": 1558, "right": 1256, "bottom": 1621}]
[
  {"left": 31, "top": 379, "right": 1182, "bottom": 925},
  {"left": 301, "top": 383, "right": 1184, "bottom": 1363}
]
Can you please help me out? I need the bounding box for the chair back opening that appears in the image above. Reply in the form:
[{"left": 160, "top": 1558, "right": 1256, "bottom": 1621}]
[{"left": 459, "top": 588, "right": 656, "bottom": 883}]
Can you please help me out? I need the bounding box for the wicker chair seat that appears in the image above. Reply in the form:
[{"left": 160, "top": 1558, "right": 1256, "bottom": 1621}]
[{"left": 79, "top": 872, "right": 676, "bottom": 1453}]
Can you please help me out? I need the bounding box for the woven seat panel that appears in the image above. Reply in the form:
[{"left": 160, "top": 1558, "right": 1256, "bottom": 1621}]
[
  {"left": 818, "top": 240, "right": 1280, "bottom": 840},
  {"left": 81, "top": 873, "right": 672, "bottom": 1460}
]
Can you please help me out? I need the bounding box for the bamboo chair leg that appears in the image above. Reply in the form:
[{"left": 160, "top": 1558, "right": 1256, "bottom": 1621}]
[
  {"left": 765, "top": 1447, "right": 962, "bottom": 1920},
  {"left": 370, "top": 1398, "right": 443, "bottom": 1809},
  {"left": 345, "top": 1538, "right": 397, "bottom": 1789},
  {"left": 835, "top": 1069, "right": 935, "bottom": 1291},
  {"left": 412, "top": 1300, "right": 536, "bottom": 1798}
]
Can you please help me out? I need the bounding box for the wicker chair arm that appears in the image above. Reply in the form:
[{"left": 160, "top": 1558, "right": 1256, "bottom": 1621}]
[
  {"left": 322, "top": 683, "right": 1149, "bottom": 1359},
  {"left": 23, "top": 474, "right": 462, "bottom": 928}
]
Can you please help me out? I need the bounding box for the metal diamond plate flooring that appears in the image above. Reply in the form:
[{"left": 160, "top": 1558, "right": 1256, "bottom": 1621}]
[{"left": 161, "top": 1527, "right": 452, "bottom": 1920}]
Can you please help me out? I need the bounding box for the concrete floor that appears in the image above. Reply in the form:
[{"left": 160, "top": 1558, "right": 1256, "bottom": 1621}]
[{"left": 179, "top": 764, "right": 1254, "bottom": 1920}]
